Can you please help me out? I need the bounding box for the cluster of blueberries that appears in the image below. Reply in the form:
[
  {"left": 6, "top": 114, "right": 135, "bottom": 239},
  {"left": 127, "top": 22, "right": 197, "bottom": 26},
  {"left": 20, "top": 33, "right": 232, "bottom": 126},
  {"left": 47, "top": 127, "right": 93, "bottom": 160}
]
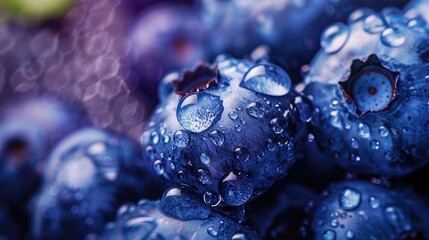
[{"left": 0, "top": 0, "right": 429, "bottom": 239}]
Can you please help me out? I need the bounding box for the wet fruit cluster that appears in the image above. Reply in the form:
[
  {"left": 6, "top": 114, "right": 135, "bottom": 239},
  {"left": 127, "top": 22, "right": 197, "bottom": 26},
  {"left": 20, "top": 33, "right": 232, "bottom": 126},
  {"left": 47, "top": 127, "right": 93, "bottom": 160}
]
[{"left": 0, "top": 0, "right": 428, "bottom": 239}]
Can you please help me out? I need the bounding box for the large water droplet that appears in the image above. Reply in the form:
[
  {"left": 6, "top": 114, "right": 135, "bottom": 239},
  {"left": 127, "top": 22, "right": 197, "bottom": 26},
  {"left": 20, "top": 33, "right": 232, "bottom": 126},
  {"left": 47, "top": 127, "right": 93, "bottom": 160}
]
[
  {"left": 173, "top": 130, "right": 190, "bottom": 148},
  {"left": 363, "top": 14, "right": 386, "bottom": 33},
  {"left": 339, "top": 188, "right": 361, "bottom": 210},
  {"left": 323, "top": 229, "right": 336, "bottom": 240},
  {"left": 218, "top": 171, "right": 253, "bottom": 206},
  {"left": 246, "top": 102, "right": 266, "bottom": 118},
  {"left": 208, "top": 130, "right": 225, "bottom": 146},
  {"left": 240, "top": 63, "right": 291, "bottom": 96},
  {"left": 177, "top": 92, "right": 224, "bottom": 133},
  {"left": 233, "top": 147, "right": 250, "bottom": 162},
  {"left": 320, "top": 23, "right": 350, "bottom": 54},
  {"left": 380, "top": 26, "right": 406, "bottom": 47}
]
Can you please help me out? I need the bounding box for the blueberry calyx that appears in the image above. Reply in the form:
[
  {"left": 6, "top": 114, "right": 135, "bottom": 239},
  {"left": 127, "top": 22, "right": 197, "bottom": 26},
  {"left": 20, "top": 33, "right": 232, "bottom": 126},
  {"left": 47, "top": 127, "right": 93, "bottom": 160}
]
[{"left": 173, "top": 62, "right": 219, "bottom": 96}]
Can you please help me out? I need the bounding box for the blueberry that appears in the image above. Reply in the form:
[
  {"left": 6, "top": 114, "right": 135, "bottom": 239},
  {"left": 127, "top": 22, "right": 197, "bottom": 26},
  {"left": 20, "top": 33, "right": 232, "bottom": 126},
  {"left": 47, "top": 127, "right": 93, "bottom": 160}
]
[
  {"left": 303, "top": 9, "right": 429, "bottom": 176},
  {"left": 246, "top": 183, "right": 317, "bottom": 239},
  {"left": 32, "top": 128, "right": 159, "bottom": 240},
  {"left": 100, "top": 186, "right": 258, "bottom": 239},
  {"left": 129, "top": 4, "right": 207, "bottom": 95},
  {"left": 142, "top": 57, "right": 309, "bottom": 206},
  {"left": 304, "top": 179, "right": 429, "bottom": 239}
]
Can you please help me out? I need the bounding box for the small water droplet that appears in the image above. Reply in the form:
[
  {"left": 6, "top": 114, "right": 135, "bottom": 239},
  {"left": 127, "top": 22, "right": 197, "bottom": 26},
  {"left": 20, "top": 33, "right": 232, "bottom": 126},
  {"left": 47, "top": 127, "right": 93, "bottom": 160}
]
[
  {"left": 203, "top": 191, "right": 221, "bottom": 207},
  {"left": 153, "top": 160, "right": 164, "bottom": 175},
  {"left": 207, "top": 226, "right": 218, "bottom": 236},
  {"left": 380, "top": 26, "right": 406, "bottom": 47},
  {"left": 208, "top": 130, "right": 225, "bottom": 146},
  {"left": 240, "top": 63, "right": 291, "bottom": 96},
  {"left": 384, "top": 206, "right": 411, "bottom": 232},
  {"left": 379, "top": 126, "right": 389, "bottom": 137},
  {"left": 350, "top": 153, "right": 361, "bottom": 163},
  {"left": 269, "top": 118, "right": 284, "bottom": 134},
  {"left": 363, "top": 14, "right": 386, "bottom": 33},
  {"left": 235, "top": 124, "right": 242, "bottom": 132},
  {"left": 198, "top": 169, "right": 211, "bottom": 184},
  {"left": 348, "top": 8, "right": 373, "bottom": 23},
  {"left": 200, "top": 153, "right": 211, "bottom": 164},
  {"left": 320, "top": 23, "right": 350, "bottom": 54},
  {"left": 218, "top": 171, "right": 253, "bottom": 206},
  {"left": 266, "top": 139, "right": 276, "bottom": 151},
  {"left": 150, "top": 131, "right": 160, "bottom": 144},
  {"left": 177, "top": 92, "right": 224, "bottom": 133},
  {"left": 369, "top": 196, "right": 380, "bottom": 209},
  {"left": 350, "top": 137, "right": 359, "bottom": 149},
  {"left": 229, "top": 111, "right": 238, "bottom": 120},
  {"left": 331, "top": 219, "right": 339, "bottom": 228},
  {"left": 232, "top": 232, "right": 247, "bottom": 240},
  {"left": 233, "top": 147, "right": 250, "bottom": 162},
  {"left": 295, "top": 96, "right": 314, "bottom": 122},
  {"left": 339, "top": 188, "right": 361, "bottom": 210},
  {"left": 358, "top": 123, "right": 370, "bottom": 138},
  {"left": 173, "top": 130, "right": 190, "bottom": 148},
  {"left": 246, "top": 102, "right": 266, "bottom": 118},
  {"left": 370, "top": 140, "right": 380, "bottom": 150},
  {"left": 346, "top": 230, "right": 355, "bottom": 239},
  {"left": 323, "top": 229, "right": 336, "bottom": 240}
]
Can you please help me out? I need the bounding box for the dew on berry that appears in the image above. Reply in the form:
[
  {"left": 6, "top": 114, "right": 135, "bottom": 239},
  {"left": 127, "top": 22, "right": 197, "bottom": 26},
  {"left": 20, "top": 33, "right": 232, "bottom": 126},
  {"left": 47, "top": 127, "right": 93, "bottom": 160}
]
[
  {"left": 240, "top": 63, "right": 291, "bottom": 96},
  {"left": 320, "top": 23, "right": 350, "bottom": 54}
]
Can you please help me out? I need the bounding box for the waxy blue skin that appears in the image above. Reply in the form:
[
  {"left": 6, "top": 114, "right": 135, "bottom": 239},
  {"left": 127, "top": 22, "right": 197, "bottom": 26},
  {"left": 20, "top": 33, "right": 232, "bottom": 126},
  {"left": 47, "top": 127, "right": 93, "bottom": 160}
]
[
  {"left": 100, "top": 186, "right": 258, "bottom": 240},
  {"left": 303, "top": 9, "right": 429, "bottom": 176},
  {"left": 32, "top": 128, "right": 161, "bottom": 240},
  {"left": 305, "top": 180, "right": 429, "bottom": 239},
  {"left": 141, "top": 57, "right": 309, "bottom": 206}
]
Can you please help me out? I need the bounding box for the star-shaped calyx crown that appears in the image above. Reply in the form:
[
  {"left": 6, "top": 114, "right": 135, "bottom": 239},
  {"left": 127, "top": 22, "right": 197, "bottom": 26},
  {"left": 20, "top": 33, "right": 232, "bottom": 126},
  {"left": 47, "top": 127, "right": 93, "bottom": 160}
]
[{"left": 173, "top": 62, "right": 219, "bottom": 96}]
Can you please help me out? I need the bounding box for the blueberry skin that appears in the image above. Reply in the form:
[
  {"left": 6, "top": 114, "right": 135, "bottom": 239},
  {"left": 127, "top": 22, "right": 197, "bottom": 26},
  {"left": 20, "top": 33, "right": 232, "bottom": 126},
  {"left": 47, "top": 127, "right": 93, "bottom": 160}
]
[
  {"left": 303, "top": 10, "right": 429, "bottom": 176},
  {"left": 142, "top": 57, "right": 309, "bottom": 206},
  {"left": 305, "top": 179, "right": 429, "bottom": 240},
  {"left": 32, "top": 128, "right": 160, "bottom": 240},
  {"left": 100, "top": 186, "right": 258, "bottom": 240}
]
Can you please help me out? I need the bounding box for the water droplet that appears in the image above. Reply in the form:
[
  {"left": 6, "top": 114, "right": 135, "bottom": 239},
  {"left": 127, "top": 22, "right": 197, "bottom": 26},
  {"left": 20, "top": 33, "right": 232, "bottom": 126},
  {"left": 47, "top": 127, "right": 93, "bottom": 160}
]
[
  {"left": 235, "top": 124, "right": 242, "bottom": 132},
  {"left": 380, "top": 26, "right": 406, "bottom": 47},
  {"left": 348, "top": 8, "right": 373, "bottom": 23},
  {"left": 218, "top": 171, "right": 253, "bottom": 206},
  {"left": 203, "top": 191, "right": 221, "bottom": 207},
  {"left": 177, "top": 92, "right": 224, "bottom": 133},
  {"left": 207, "top": 226, "right": 218, "bottom": 236},
  {"left": 358, "top": 123, "right": 370, "bottom": 138},
  {"left": 240, "top": 63, "right": 291, "bottom": 96},
  {"left": 408, "top": 17, "right": 427, "bottom": 32},
  {"left": 266, "top": 139, "right": 276, "bottom": 151},
  {"left": 233, "top": 147, "right": 250, "bottom": 162},
  {"left": 240, "top": 117, "right": 246, "bottom": 125},
  {"left": 379, "top": 126, "right": 389, "bottom": 137},
  {"left": 150, "top": 132, "right": 159, "bottom": 144},
  {"left": 123, "top": 216, "right": 157, "bottom": 240},
  {"left": 346, "top": 230, "right": 355, "bottom": 239},
  {"left": 173, "top": 130, "right": 190, "bottom": 148},
  {"left": 159, "top": 72, "right": 180, "bottom": 102},
  {"left": 295, "top": 96, "right": 314, "bottom": 122},
  {"left": 145, "top": 146, "right": 155, "bottom": 160},
  {"left": 339, "top": 188, "right": 361, "bottom": 210},
  {"left": 245, "top": 101, "right": 267, "bottom": 118},
  {"left": 363, "top": 14, "right": 386, "bottom": 33},
  {"left": 270, "top": 118, "right": 284, "bottom": 134},
  {"left": 350, "top": 138, "right": 359, "bottom": 149},
  {"left": 208, "top": 130, "right": 225, "bottom": 146},
  {"left": 323, "top": 229, "right": 336, "bottom": 240},
  {"left": 331, "top": 219, "right": 339, "bottom": 228},
  {"left": 153, "top": 160, "right": 164, "bottom": 175},
  {"left": 198, "top": 169, "right": 211, "bottom": 184},
  {"left": 369, "top": 196, "right": 380, "bottom": 209},
  {"left": 200, "top": 153, "right": 211, "bottom": 165},
  {"left": 384, "top": 206, "right": 411, "bottom": 231},
  {"left": 370, "top": 140, "right": 380, "bottom": 150},
  {"left": 229, "top": 111, "right": 238, "bottom": 120},
  {"left": 350, "top": 153, "right": 361, "bottom": 163},
  {"left": 320, "top": 23, "right": 350, "bottom": 54},
  {"left": 232, "top": 232, "right": 247, "bottom": 240}
]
